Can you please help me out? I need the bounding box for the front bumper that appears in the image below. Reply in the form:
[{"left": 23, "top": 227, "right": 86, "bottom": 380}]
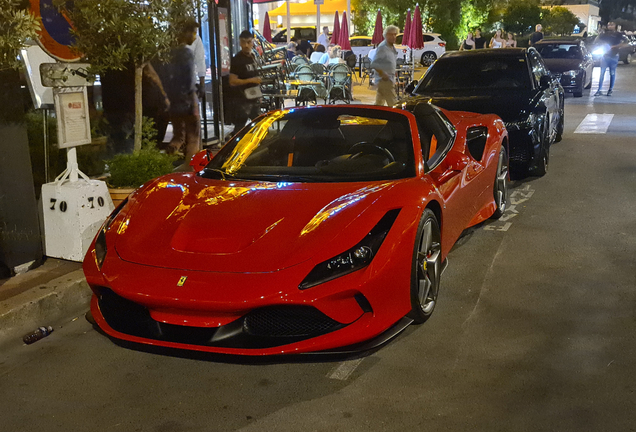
[
  {"left": 504, "top": 125, "right": 540, "bottom": 167},
  {"left": 552, "top": 73, "right": 583, "bottom": 92}
]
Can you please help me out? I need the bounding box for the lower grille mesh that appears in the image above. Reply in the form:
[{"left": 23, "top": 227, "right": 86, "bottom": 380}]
[{"left": 243, "top": 306, "right": 342, "bottom": 337}]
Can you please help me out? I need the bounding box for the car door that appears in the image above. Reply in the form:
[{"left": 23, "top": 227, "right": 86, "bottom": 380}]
[
  {"left": 414, "top": 104, "right": 479, "bottom": 249},
  {"left": 528, "top": 49, "right": 559, "bottom": 139}
]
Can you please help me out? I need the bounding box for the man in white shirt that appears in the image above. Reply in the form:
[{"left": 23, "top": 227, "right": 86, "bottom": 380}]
[
  {"left": 317, "top": 26, "right": 330, "bottom": 47},
  {"left": 371, "top": 25, "right": 399, "bottom": 106},
  {"left": 187, "top": 33, "right": 207, "bottom": 98}
]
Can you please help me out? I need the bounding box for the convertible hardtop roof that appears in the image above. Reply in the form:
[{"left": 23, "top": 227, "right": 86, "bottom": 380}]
[
  {"left": 441, "top": 48, "right": 528, "bottom": 60},
  {"left": 535, "top": 37, "right": 584, "bottom": 44}
]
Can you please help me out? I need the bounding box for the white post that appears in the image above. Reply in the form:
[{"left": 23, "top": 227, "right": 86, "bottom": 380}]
[
  {"left": 67, "top": 147, "right": 79, "bottom": 182},
  {"left": 286, "top": 0, "right": 291, "bottom": 44},
  {"left": 347, "top": 0, "right": 351, "bottom": 36},
  {"left": 317, "top": 4, "right": 321, "bottom": 40}
]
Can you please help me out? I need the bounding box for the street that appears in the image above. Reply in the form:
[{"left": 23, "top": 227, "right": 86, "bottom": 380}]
[{"left": 1, "top": 63, "right": 636, "bottom": 432}]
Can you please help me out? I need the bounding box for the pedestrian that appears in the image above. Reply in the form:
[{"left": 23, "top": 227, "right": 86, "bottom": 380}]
[
  {"left": 371, "top": 24, "right": 399, "bottom": 107},
  {"left": 594, "top": 21, "right": 628, "bottom": 96},
  {"left": 165, "top": 18, "right": 201, "bottom": 170},
  {"left": 310, "top": 44, "right": 326, "bottom": 63},
  {"left": 297, "top": 38, "right": 313, "bottom": 56},
  {"left": 460, "top": 32, "right": 475, "bottom": 50},
  {"left": 530, "top": 24, "right": 544, "bottom": 46},
  {"left": 286, "top": 42, "right": 297, "bottom": 60},
  {"left": 229, "top": 30, "right": 262, "bottom": 132},
  {"left": 317, "top": 26, "right": 330, "bottom": 47},
  {"left": 474, "top": 28, "right": 486, "bottom": 49},
  {"left": 505, "top": 32, "right": 517, "bottom": 48},
  {"left": 489, "top": 29, "right": 505, "bottom": 48}
]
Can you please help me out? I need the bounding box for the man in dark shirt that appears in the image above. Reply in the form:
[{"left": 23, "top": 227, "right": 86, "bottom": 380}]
[
  {"left": 594, "top": 22, "right": 627, "bottom": 96},
  {"left": 530, "top": 24, "right": 543, "bottom": 46},
  {"left": 229, "top": 30, "right": 262, "bottom": 133},
  {"left": 473, "top": 28, "right": 486, "bottom": 49}
]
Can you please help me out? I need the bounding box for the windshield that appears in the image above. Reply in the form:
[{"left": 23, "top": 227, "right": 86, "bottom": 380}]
[
  {"left": 415, "top": 55, "right": 532, "bottom": 93},
  {"left": 535, "top": 44, "right": 582, "bottom": 59},
  {"left": 202, "top": 107, "right": 416, "bottom": 183}
]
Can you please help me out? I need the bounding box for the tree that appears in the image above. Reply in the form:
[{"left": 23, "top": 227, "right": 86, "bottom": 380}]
[
  {"left": 542, "top": 6, "right": 579, "bottom": 35},
  {"left": 58, "top": 0, "right": 194, "bottom": 153},
  {"left": 501, "top": 0, "right": 542, "bottom": 36},
  {"left": 0, "top": 0, "right": 39, "bottom": 71}
]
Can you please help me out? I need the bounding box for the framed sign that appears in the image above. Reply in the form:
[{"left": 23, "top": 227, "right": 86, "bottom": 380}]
[
  {"left": 54, "top": 87, "right": 91, "bottom": 148},
  {"left": 20, "top": 44, "right": 55, "bottom": 109}
]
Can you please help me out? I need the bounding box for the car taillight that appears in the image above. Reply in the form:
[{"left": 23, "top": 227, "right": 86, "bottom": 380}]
[{"left": 438, "top": 43, "right": 446, "bottom": 47}]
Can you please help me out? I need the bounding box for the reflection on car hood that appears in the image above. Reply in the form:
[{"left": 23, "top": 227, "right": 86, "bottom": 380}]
[
  {"left": 114, "top": 174, "right": 397, "bottom": 273},
  {"left": 542, "top": 58, "right": 583, "bottom": 73},
  {"left": 407, "top": 91, "right": 534, "bottom": 123}
]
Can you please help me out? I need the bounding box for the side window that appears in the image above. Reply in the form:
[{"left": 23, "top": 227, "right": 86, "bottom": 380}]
[
  {"left": 528, "top": 50, "right": 547, "bottom": 86},
  {"left": 413, "top": 104, "right": 455, "bottom": 169},
  {"left": 396, "top": 34, "right": 403, "bottom": 45},
  {"left": 423, "top": 35, "right": 434, "bottom": 42}
]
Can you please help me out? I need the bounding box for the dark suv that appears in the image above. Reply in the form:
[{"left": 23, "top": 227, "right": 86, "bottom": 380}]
[{"left": 272, "top": 27, "right": 317, "bottom": 44}]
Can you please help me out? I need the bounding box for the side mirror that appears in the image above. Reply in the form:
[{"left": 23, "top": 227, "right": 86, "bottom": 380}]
[
  {"left": 405, "top": 80, "right": 419, "bottom": 94},
  {"left": 444, "top": 150, "right": 469, "bottom": 172},
  {"left": 190, "top": 149, "right": 212, "bottom": 172},
  {"left": 539, "top": 75, "right": 551, "bottom": 88}
]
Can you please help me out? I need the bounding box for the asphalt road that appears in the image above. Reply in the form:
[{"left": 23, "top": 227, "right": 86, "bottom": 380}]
[{"left": 2, "top": 64, "right": 636, "bottom": 432}]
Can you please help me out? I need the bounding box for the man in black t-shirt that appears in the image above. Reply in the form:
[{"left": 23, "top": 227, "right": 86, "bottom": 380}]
[
  {"left": 594, "top": 22, "right": 628, "bottom": 96},
  {"left": 229, "top": 30, "right": 262, "bottom": 133},
  {"left": 530, "top": 24, "right": 543, "bottom": 46},
  {"left": 474, "top": 28, "right": 486, "bottom": 49}
]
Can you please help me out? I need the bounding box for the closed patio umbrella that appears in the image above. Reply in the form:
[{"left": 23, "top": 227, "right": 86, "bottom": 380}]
[
  {"left": 408, "top": 4, "right": 424, "bottom": 50},
  {"left": 371, "top": 9, "right": 383, "bottom": 45},
  {"left": 339, "top": 11, "right": 351, "bottom": 50},
  {"left": 402, "top": 9, "right": 411, "bottom": 48},
  {"left": 263, "top": 11, "right": 272, "bottom": 42},
  {"left": 331, "top": 11, "right": 340, "bottom": 47}
]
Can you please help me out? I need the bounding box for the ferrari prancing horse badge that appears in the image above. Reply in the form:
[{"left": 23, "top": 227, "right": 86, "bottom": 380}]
[{"left": 177, "top": 276, "right": 187, "bottom": 287}]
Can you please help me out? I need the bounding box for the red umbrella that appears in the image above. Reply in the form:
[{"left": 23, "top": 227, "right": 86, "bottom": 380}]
[
  {"left": 262, "top": 11, "right": 272, "bottom": 43},
  {"left": 371, "top": 9, "right": 383, "bottom": 45},
  {"left": 408, "top": 4, "right": 424, "bottom": 50},
  {"left": 402, "top": 9, "right": 412, "bottom": 47},
  {"left": 331, "top": 11, "right": 340, "bottom": 47},
  {"left": 339, "top": 11, "right": 351, "bottom": 50}
]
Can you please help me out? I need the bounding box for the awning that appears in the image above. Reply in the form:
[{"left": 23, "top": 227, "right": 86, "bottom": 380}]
[{"left": 268, "top": 0, "right": 354, "bottom": 17}]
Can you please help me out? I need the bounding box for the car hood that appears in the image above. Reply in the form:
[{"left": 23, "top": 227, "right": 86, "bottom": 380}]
[
  {"left": 114, "top": 174, "right": 398, "bottom": 273},
  {"left": 406, "top": 91, "right": 535, "bottom": 123},
  {"left": 542, "top": 58, "right": 583, "bottom": 73}
]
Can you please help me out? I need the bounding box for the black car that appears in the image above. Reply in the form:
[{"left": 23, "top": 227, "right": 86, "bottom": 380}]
[
  {"left": 403, "top": 48, "right": 564, "bottom": 177},
  {"left": 272, "top": 27, "right": 317, "bottom": 44},
  {"left": 534, "top": 38, "right": 593, "bottom": 97},
  {"left": 590, "top": 34, "right": 634, "bottom": 65}
]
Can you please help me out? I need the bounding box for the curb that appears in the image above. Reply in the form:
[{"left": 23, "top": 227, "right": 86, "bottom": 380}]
[{"left": 0, "top": 269, "right": 92, "bottom": 347}]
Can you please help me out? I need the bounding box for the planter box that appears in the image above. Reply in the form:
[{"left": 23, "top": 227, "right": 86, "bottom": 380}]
[{"left": 108, "top": 187, "right": 135, "bottom": 208}]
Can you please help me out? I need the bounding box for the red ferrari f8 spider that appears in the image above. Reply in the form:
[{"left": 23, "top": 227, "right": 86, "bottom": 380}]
[{"left": 84, "top": 103, "right": 509, "bottom": 355}]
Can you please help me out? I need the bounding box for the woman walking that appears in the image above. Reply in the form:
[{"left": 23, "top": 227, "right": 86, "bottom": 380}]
[
  {"left": 460, "top": 32, "right": 476, "bottom": 50},
  {"left": 505, "top": 32, "right": 517, "bottom": 48},
  {"left": 489, "top": 29, "right": 505, "bottom": 48}
]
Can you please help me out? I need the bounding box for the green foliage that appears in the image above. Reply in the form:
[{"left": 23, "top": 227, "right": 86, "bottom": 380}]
[
  {"left": 107, "top": 117, "right": 178, "bottom": 188},
  {"left": 501, "top": 0, "right": 542, "bottom": 36},
  {"left": 542, "top": 7, "right": 579, "bottom": 36},
  {"left": 0, "top": 0, "right": 40, "bottom": 70}
]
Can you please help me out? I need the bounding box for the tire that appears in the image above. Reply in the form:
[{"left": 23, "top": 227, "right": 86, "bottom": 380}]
[
  {"left": 491, "top": 146, "right": 509, "bottom": 219},
  {"left": 532, "top": 117, "right": 550, "bottom": 176},
  {"left": 623, "top": 52, "right": 632, "bottom": 65},
  {"left": 408, "top": 209, "right": 443, "bottom": 324},
  {"left": 584, "top": 72, "right": 592, "bottom": 89},
  {"left": 420, "top": 52, "right": 437, "bottom": 67},
  {"left": 573, "top": 85, "right": 583, "bottom": 98}
]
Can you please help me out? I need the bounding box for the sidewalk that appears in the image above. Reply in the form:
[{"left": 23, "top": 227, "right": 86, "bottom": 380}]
[{"left": 0, "top": 71, "right": 429, "bottom": 348}]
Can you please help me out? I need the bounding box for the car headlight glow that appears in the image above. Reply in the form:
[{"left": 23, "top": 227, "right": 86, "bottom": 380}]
[
  {"left": 94, "top": 198, "right": 128, "bottom": 270},
  {"left": 564, "top": 70, "right": 580, "bottom": 76},
  {"left": 299, "top": 209, "right": 401, "bottom": 290},
  {"left": 593, "top": 47, "right": 605, "bottom": 56}
]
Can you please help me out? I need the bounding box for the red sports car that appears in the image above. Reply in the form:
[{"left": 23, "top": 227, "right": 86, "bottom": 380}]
[{"left": 84, "top": 103, "right": 509, "bottom": 356}]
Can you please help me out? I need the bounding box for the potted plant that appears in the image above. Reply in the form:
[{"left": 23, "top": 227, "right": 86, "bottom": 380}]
[
  {"left": 106, "top": 117, "right": 178, "bottom": 206},
  {"left": 0, "top": 0, "right": 40, "bottom": 72}
]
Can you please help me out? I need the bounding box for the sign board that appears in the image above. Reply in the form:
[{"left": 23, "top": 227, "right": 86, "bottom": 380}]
[
  {"left": 20, "top": 44, "right": 55, "bottom": 109},
  {"left": 53, "top": 87, "right": 91, "bottom": 148},
  {"left": 30, "top": 0, "right": 81, "bottom": 61},
  {"left": 40, "top": 62, "right": 94, "bottom": 87},
  {"left": 314, "top": 0, "right": 324, "bottom": 4}
]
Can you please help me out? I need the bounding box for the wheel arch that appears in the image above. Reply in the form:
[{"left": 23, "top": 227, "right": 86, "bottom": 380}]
[{"left": 425, "top": 200, "right": 442, "bottom": 232}]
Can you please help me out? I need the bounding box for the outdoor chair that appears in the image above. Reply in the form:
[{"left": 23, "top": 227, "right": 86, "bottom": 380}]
[
  {"left": 360, "top": 56, "right": 373, "bottom": 86},
  {"left": 310, "top": 63, "right": 328, "bottom": 86},
  {"left": 345, "top": 54, "right": 358, "bottom": 83},
  {"left": 327, "top": 63, "right": 352, "bottom": 104},
  {"left": 294, "top": 64, "right": 328, "bottom": 106}
]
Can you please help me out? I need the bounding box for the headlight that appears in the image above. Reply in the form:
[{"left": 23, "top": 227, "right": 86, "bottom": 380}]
[
  {"left": 564, "top": 70, "right": 580, "bottom": 77},
  {"left": 505, "top": 112, "right": 536, "bottom": 131},
  {"left": 299, "top": 209, "right": 401, "bottom": 290},
  {"left": 593, "top": 47, "right": 605, "bottom": 56},
  {"left": 93, "top": 198, "right": 128, "bottom": 270}
]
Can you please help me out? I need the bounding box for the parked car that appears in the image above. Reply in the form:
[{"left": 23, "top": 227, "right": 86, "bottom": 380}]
[
  {"left": 350, "top": 35, "right": 374, "bottom": 59},
  {"left": 84, "top": 104, "right": 509, "bottom": 356},
  {"left": 589, "top": 33, "right": 635, "bottom": 65},
  {"left": 533, "top": 38, "right": 593, "bottom": 97},
  {"left": 404, "top": 48, "right": 564, "bottom": 177},
  {"left": 272, "top": 27, "right": 318, "bottom": 44},
  {"left": 395, "top": 33, "right": 446, "bottom": 66}
]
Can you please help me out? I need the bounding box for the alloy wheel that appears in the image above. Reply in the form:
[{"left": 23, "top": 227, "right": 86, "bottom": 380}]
[
  {"left": 493, "top": 147, "right": 509, "bottom": 217},
  {"left": 416, "top": 219, "right": 442, "bottom": 315}
]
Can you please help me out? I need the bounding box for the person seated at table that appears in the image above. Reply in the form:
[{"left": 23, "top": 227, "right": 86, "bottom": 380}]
[
  {"left": 286, "top": 42, "right": 297, "bottom": 60},
  {"left": 297, "top": 38, "right": 313, "bottom": 56},
  {"left": 310, "top": 44, "right": 326, "bottom": 63},
  {"left": 318, "top": 44, "right": 334, "bottom": 65},
  {"left": 328, "top": 45, "right": 345, "bottom": 65}
]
